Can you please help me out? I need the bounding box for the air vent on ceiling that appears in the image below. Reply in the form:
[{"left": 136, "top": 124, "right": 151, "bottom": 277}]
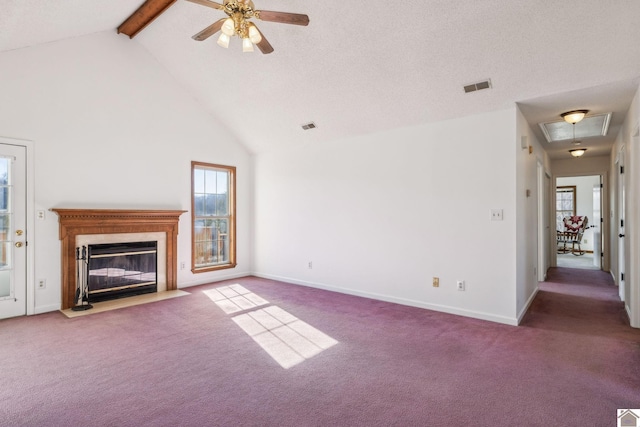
[
  {"left": 301, "top": 122, "right": 317, "bottom": 130},
  {"left": 464, "top": 79, "right": 492, "bottom": 93},
  {"left": 539, "top": 113, "right": 612, "bottom": 143}
]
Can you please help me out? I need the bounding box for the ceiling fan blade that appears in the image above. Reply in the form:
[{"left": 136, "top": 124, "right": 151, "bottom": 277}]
[
  {"left": 192, "top": 18, "right": 226, "bottom": 41},
  {"left": 254, "top": 27, "right": 274, "bottom": 54},
  {"left": 255, "top": 10, "right": 310, "bottom": 26},
  {"left": 185, "top": 0, "right": 224, "bottom": 10}
]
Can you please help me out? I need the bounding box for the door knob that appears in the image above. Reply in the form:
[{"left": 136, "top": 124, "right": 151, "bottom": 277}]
[
  {"left": 619, "top": 234, "right": 625, "bottom": 238},
  {"left": 15, "top": 241, "right": 23, "bottom": 248}
]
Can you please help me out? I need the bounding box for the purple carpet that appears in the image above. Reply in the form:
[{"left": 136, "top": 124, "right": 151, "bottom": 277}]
[{"left": 1, "top": 270, "right": 639, "bottom": 426}]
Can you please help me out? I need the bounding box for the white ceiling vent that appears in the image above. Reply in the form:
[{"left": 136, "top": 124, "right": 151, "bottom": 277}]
[
  {"left": 301, "top": 122, "right": 317, "bottom": 130},
  {"left": 539, "top": 113, "right": 612, "bottom": 143},
  {"left": 464, "top": 79, "right": 492, "bottom": 93}
]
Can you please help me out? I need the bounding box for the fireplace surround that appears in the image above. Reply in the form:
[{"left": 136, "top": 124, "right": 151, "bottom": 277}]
[{"left": 52, "top": 209, "right": 186, "bottom": 310}]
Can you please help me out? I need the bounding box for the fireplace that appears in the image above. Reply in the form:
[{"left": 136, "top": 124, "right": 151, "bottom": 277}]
[
  {"left": 85, "top": 241, "right": 158, "bottom": 303},
  {"left": 52, "top": 209, "right": 186, "bottom": 310}
]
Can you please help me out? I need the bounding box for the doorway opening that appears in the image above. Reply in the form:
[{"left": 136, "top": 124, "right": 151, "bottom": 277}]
[{"left": 555, "top": 175, "right": 603, "bottom": 270}]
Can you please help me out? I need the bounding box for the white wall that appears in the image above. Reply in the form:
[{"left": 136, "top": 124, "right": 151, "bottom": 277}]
[
  {"left": 515, "top": 107, "right": 550, "bottom": 321},
  {"left": 253, "top": 109, "right": 519, "bottom": 324},
  {"left": 556, "top": 175, "right": 600, "bottom": 251},
  {"left": 610, "top": 83, "right": 640, "bottom": 326},
  {"left": 0, "top": 32, "right": 253, "bottom": 313},
  {"left": 552, "top": 156, "right": 610, "bottom": 176}
]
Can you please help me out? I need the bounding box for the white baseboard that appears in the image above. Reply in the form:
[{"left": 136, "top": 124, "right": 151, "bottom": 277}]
[
  {"left": 178, "top": 271, "right": 252, "bottom": 289},
  {"left": 34, "top": 303, "right": 62, "bottom": 314},
  {"left": 252, "top": 272, "right": 519, "bottom": 326},
  {"left": 517, "top": 286, "right": 539, "bottom": 325}
]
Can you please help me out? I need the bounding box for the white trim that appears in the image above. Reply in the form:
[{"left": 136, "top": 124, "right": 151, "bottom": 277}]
[
  {"left": 629, "top": 125, "right": 640, "bottom": 327},
  {"left": 178, "top": 271, "right": 251, "bottom": 289},
  {"left": 252, "top": 272, "right": 520, "bottom": 326},
  {"left": 517, "top": 286, "right": 539, "bottom": 324},
  {"left": 34, "top": 303, "right": 60, "bottom": 315}
]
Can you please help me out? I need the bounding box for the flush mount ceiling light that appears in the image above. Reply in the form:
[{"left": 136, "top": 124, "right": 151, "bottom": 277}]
[
  {"left": 539, "top": 112, "right": 611, "bottom": 143},
  {"left": 569, "top": 148, "right": 587, "bottom": 157},
  {"left": 562, "top": 109, "right": 589, "bottom": 146},
  {"left": 561, "top": 110, "right": 589, "bottom": 125},
  {"left": 186, "top": 0, "right": 309, "bottom": 54}
]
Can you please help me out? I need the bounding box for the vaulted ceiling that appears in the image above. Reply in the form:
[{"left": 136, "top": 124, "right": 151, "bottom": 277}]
[{"left": 2, "top": 0, "right": 640, "bottom": 157}]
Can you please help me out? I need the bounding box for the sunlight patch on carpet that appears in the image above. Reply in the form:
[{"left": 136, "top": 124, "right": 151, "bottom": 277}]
[
  {"left": 205, "top": 283, "right": 338, "bottom": 369},
  {"left": 233, "top": 306, "right": 338, "bottom": 369},
  {"left": 204, "top": 284, "right": 269, "bottom": 314}
]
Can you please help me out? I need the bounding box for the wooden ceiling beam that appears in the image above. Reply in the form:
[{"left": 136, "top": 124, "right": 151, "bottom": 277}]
[{"left": 117, "top": 0, "right": 177, "bottom": 39}]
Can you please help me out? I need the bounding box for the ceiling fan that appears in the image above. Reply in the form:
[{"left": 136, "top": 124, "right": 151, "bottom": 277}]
[{"left": 185, "top": 0, "right": 309, "bottom": 54}]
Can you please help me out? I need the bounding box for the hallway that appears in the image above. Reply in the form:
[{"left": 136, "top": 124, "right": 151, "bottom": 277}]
[
  {"left": 523, "top": 267, "right": 640, "bottom": 341},
  {"left": 556, "top": 253, "right": 599, "bottom": 270}
]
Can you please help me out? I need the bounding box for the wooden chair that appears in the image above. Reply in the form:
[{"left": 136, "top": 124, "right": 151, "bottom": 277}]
[{"left": 557, "top": 215, "right": 589, "bottom": 256}]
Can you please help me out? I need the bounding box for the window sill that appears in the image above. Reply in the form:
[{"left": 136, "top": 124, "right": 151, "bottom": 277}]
[{"left": 192, "top": 263, "right": 237, "bottom": 274}]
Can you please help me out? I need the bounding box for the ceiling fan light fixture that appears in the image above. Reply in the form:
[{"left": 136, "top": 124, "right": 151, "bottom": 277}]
[
  {"left": 561, "top": 110, "right": 589, "bottom": 125},
  {"left": 569, "top": 148, "right": 587, "bottom": 157},
  {"left": 242, "top": 37, "right": 254, "bottom": 52},
  {"left": 217, "top": 33, "right": 230, "bottom": 48},
  {"left": 186, "top": 0, "right": 309, "bottom": 54},
  {"left": 221, "top": 18, "right": 235, "bottom": 36},
  {"left": 248, "top": 24, "right": 262, "bottom": 44}
]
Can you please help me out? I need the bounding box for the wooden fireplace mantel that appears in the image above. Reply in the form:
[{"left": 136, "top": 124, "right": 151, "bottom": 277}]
[{"left": 52, "top": 208, "right": 186, "bottom": 310}]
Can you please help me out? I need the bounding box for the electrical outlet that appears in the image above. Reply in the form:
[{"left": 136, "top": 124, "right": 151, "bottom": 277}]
[
  {"left": 180, "top": 262, "right": 186, "bottom": 270},
  {"left": 457, "top": 280, "right": 465, "bottom": 291},
  {"left": 308, "top": 261, "right": 313, "bottom": 269},
  {"left": 37, "top": 210, "right": 45, "bottom": 220},
  {"left": 491, "top": 209, "right": 503, "bottom": 221},
  {"left": 433, "top": 277, "right": 439, "bottom": 287},
  {"left": 38, "top": 279, "right": 46, "bottom": 289}
]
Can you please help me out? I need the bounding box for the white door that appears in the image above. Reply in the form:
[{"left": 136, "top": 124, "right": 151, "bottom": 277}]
[
  {"left": 536, "top": 162, "right": 547, "bottom": 281},
  {"left": 0, "top": 144, "right": 27, "bottom": 320},
  {"left": 618, "top": 150, "right": 626, "bottom": 302},
  {"left": 592, "top": 179, "right": 602, "bottom": 269}
]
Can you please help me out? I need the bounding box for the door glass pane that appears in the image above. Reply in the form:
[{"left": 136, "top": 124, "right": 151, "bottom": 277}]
[
  {"left": 0, "top": 214, "right": 10, "bottom": 267},
  {"left": 0, "top": 271, "right": 9, "bottom": 298},
  {"left": 0, "top": 157, "right": 10, "bottom": 298}
]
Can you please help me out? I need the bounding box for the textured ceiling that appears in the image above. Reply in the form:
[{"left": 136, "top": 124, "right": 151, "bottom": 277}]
[{"left": 2, "top": 0, "right": 640, "bottom": 158}]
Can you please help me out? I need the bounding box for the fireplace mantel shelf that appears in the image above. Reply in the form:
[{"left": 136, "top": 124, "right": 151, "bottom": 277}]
[{"left": 52, "top": 208, "right": 187, "bottom": 310}]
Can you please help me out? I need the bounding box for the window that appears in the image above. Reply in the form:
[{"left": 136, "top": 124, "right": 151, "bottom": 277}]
[
  {"left": 555, "top": 185, "right": 576, "bottom": 231},
  {"left": 191, "top": 162, "right": 236, "bottom": 272}
]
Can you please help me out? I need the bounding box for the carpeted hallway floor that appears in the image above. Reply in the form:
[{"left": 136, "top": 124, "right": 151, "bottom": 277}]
[{"left": 1, "top": 270, "right": 638, "bottom": 426}]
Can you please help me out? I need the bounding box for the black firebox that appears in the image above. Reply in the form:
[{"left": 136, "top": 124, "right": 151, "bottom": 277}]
[{"left": 86, "top": 241, "right": 158, "bottom": 303}]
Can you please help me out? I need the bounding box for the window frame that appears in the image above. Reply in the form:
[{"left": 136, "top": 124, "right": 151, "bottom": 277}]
[
  {"left": 191, "top": 161, "right": 237, "bottom": 273},
  {"left": 555, "top": 185, "right": 576, "bottom": 230}
]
